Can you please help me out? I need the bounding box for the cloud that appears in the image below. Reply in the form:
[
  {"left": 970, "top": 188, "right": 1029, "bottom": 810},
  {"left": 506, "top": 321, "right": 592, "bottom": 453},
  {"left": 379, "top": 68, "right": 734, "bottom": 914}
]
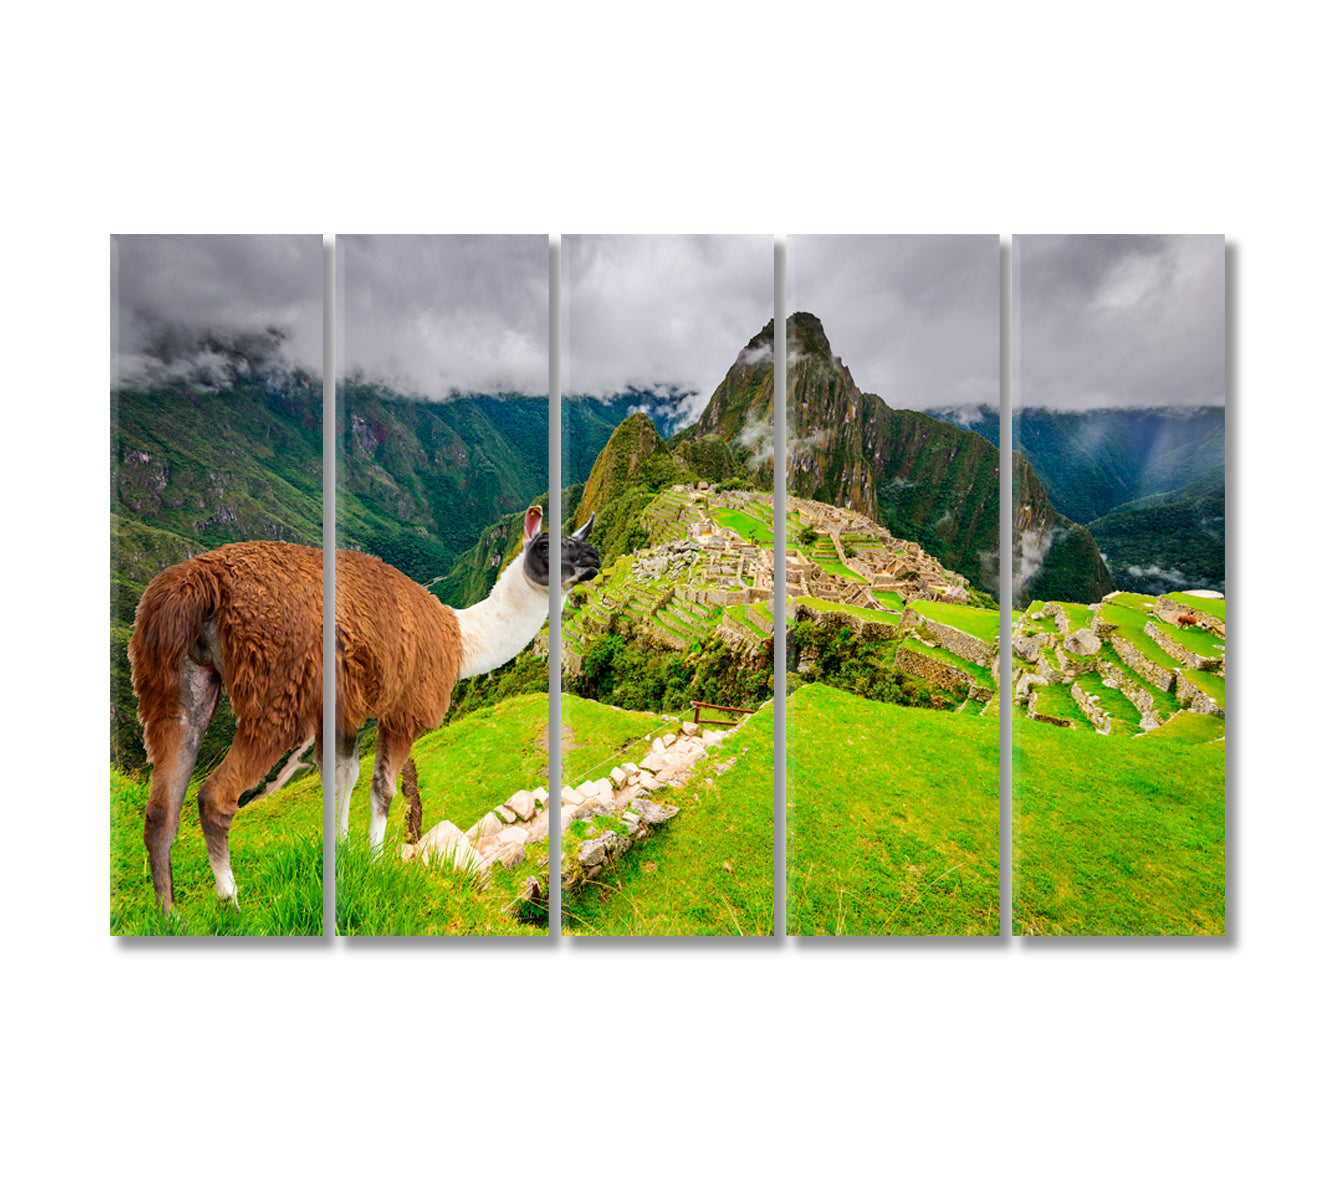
[
  {"left": 340, "top": 235, "right": 548, "bottom": 398},
  {"left": 112, "top": 235, "right": 323, "bottom": 389},
  {"left": 1015, "top": 235, "right": 1224, "bottom": 410},
  {"left": 786, "top": 235, "right": 998, "bottom": 412},
  {"left": 563, "top": 234, "right": 773, "bottom": 421}
]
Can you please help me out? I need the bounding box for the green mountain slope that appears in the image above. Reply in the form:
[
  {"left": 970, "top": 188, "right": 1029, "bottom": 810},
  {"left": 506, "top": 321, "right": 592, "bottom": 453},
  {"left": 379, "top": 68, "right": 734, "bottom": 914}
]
[{"left": 1088, "top": 484, "right": 1225, "bottom": 592}]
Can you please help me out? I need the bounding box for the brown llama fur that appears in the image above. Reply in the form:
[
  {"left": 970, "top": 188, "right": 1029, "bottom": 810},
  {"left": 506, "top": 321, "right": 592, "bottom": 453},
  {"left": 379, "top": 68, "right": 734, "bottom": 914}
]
[
  {"left": 128, "top": 540, "right": 469, "bottom": 911},
  {"left": 1177, "top": 613, "right": 1199, "bottom": 628},
  {"left": 129, "top": 541, "right": 323, "bottom": 911},
  {"left": 128, "top": 508, "right": 597, "bottom": 912}
]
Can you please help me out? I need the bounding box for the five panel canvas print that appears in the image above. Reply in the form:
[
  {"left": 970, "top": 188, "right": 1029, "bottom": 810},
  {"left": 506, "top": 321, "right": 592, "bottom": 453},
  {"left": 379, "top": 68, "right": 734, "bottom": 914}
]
[{"left": 110, "top": 234, "right": 1225, "bottom": 938}]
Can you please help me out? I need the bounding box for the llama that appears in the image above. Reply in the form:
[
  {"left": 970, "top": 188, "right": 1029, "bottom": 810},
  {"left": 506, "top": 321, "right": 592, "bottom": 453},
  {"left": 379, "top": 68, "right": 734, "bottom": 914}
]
[
  {"left": 334, "top": 506, "right": 598, "bottom": 852},
  {"left": 128, "top": 506, "right": 599, "bottom": 912}
]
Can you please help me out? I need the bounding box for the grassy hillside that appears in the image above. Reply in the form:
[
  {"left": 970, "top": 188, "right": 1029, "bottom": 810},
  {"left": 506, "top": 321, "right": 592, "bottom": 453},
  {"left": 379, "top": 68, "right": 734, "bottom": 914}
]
[
  {"left": 111, "top": 765, "right": 322, "bottom": 936},
  {"left": 336, "top": 693, "right": 555, "bottom": 936},
  {"left": 562, "top": 699, "right": 775, "bottom": 936},
  {"left": 787, "top": 684, "right": 1000, "bottom": 936},
  {"left": 1014, "top": 718, "right": 1225, "bottom": 935}
]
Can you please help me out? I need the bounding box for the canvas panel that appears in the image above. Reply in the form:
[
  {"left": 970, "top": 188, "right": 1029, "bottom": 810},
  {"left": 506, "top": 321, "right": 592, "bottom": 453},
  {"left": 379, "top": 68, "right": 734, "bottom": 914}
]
[
  {"left": 110, "top": 234, "right": 325, "bottom": 935},
  {"left": 558, "top": 234, "right": 776, "bottom": 936},
  {"left": 334, "top": 234, "right": 551, "bottom": 936},
  {"left": 784, "top": 234, "right": 1002, "bottom": 937},
  {"left": 1011, "top": 234, "right": 1226, "bottom": 937}
]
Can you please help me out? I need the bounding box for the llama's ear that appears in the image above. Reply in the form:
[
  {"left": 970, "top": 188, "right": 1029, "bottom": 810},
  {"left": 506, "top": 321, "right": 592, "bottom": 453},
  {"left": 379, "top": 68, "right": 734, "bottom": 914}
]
[
  {"left": 523, "top": 505, "right": 542, "bottom": 546},
  {"left": 573, "top": 512, "right": 595, "bottom": 541}
]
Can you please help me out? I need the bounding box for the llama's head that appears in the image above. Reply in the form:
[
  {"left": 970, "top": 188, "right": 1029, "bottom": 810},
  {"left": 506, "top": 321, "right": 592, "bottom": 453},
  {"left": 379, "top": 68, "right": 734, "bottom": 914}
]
[{"left": 520, "top": 506, "right": 601, "bottom": 594}]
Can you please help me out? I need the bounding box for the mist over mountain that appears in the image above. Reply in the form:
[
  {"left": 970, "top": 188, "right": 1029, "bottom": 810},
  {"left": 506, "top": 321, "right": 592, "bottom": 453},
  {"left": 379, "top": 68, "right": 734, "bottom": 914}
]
[{"left": 928, "top": 401, "right": 1225, "bottom": 593}]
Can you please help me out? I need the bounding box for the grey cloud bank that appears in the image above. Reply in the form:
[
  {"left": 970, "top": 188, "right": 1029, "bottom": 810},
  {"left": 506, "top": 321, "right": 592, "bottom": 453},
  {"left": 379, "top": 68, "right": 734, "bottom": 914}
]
[
  {"left": 563, "top": 234, "right": 773, "bottom": 422},
  {"left": 787, "top": 234, "right": 999, "bottom": 412},
  {"left": 340, "top": 235, "right": 548, "bottom": 399},
  {"left": 112, "top": 235, "right": 323, "bottom": 389},
  {"left": 1017, "top": 234, "right": 1224, "bottom": 410}
]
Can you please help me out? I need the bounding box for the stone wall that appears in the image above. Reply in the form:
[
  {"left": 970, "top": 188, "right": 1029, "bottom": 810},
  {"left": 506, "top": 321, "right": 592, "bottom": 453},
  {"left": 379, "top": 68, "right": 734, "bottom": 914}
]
[
  {"left": 1176, "top": 672, "right": 1225, "bottom": 717},
  {"left": 404, "top": 784, "right": 551, "bottom": 877},
  {"left": 789, "top": 601, "right": 898, "bottom": 643},
  {"left": 1109, "top": 633, "right": 1177, "bottom": 691},
  {"left": 1153, "top": 594, "right": 1226, "bottom": 638},
  {"left": 1146, "top": 620, "right": 1224, "bottom": 671},
  {"left": 560, "top": 721, "right": 736, "bottom": 890},
  {"left": 1071, "top": 681, "right": 1112, "bottom": 734},
  {"left": 912, "top": 613, "right": 996, "bottom": 668},
  {"left": 1098, "top": 662, "right": 1161, "bottom": 730},
  {"left": 894, "top": 643, "right": 975, "bottom": 694}
]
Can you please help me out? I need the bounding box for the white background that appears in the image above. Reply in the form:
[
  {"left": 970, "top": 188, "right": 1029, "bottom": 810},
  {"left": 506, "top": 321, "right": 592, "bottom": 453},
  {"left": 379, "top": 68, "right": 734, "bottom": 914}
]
[{"left": 4, "top": 2, "right": 1329, "bottom": 1196}]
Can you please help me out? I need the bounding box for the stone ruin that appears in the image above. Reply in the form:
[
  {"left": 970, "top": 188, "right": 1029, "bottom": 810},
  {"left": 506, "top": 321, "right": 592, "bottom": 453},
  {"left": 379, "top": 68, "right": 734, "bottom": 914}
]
[
  {"left": 398, "top": 718, "right": 742, "bottom": 898},
  {"left": 560, "top": 719, "right": 736, "bottom": 890}
]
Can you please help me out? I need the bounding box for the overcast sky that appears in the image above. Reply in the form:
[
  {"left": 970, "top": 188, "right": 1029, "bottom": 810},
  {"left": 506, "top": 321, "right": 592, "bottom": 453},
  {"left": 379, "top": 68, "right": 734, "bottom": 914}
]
[
  {"left": 786, "top": 235, "right": 999, "bottom": 415},
  {"left": 112, "top": 235, "right": 323, "bottom": 389},
  {"left": 339, "top": 234, "right": 548, "bottom": 397},
  {"left": 562, "top": 234, "right": 773, "bottom": 419},
  {"left": 1016, "top": 234, "right": 1224, "bottom": 409}
]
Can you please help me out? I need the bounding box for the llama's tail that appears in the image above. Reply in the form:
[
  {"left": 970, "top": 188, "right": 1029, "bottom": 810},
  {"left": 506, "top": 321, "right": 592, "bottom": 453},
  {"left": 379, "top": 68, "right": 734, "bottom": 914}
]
[{"left": 128, "top": 556, "right": 225, "bottom": 759}]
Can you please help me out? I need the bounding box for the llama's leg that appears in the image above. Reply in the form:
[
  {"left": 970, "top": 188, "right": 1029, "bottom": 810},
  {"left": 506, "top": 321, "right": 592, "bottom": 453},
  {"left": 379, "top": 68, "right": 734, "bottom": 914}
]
[
  {"left": 197, "top": 727, "right": 289, "bottom": 905},
  {"left": 368, "top": 726, "right": 414, "bottom": 855},
  {"left": 334, "top": 728, "right": 360, "bottom": 840},
  {"left": 143, "top": 661, "right": 219, "bottom": 912}
]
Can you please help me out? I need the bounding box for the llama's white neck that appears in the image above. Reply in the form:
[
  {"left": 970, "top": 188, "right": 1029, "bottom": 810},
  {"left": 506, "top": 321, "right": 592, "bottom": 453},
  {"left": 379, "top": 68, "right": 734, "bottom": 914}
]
[{"left": 454, "top": 552, "right": 551, "bottom": 680}]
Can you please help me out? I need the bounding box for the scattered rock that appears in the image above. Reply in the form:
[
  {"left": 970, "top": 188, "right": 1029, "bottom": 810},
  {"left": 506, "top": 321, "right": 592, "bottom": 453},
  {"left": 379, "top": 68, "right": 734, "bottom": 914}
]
[
  {"left": 610, "top": 766, "right": 628, "bottom": 788},
  {"left": 506, "top": 790, "right": 537, "bottom": 821},
  {"left": 630, "top": 795, "right": 680, "bottom": 826},
  {"left": 681, "top": 721, "right": 700, "bottom": 737}
]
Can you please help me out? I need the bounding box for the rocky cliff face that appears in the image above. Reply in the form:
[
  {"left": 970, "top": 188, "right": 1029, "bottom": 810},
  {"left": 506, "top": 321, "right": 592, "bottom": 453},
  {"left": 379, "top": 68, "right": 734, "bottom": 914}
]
[{"left": 675, "top": 311, "right": 1113, "bottom": 602}]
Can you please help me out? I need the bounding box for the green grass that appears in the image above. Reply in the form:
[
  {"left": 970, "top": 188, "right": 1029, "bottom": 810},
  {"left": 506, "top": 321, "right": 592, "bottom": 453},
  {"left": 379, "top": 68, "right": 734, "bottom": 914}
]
[
  {"left": 561, "top": 694, "right": 666, "bottom": 786},
  {"left": 1014, "top": 719, "right": 1225, "bottom": 935},
  {"left": 111, "top": 767, "right": 323, "bottom": 936},
  {"left": 1143, "top": 711, "right": 1226, "bottom": 743},
  {"left": 1047, "top": 601, "right": 1094, "bottom": 631},
  {"left": 797, "top": 596, "right": 899, "bottom": 625},
  {"left": 1028, "top": 683, "right": 1092, "bottom": 729},
  {"left": 910, "top": 600, "right": 1001, "bottom": 642},
  {"left": 1181, "top": 669, "right": 1226, "bottom": 707},
  {"left": 1077, "top": 676, "right": 1143, "bottom": 730},
  {"left": 1100, "top": 607, "right": 1182, "bottom": 673},
  {"left": 336, "top": 836, "right": 543, "bottom": 936},
  {"left": 336, "top": 693, "right": 555, "bottom": 936},
  {"left": 709, "top": 507, "right": 773, "bottom": 543},
  {"left": 903, "top": 638, "right": 993, "bottom": 686},
  {"left": 1159, "top": 621, "right": 1226, "bottom": 658},
  {"left": 815, "top": 559, "right": 868, "bottom": 583},
  {"left": 1165, "top": 591, "right": 1225, "bottom": 621},
  {"left": 872, "top": 591, "right": 905, "bottom": 611},
  {"left": 787, "top": 685, "right": 998, "bottom": 935},
  {"left": 562, "top": 703, "right": 775, "bottom": 936}
]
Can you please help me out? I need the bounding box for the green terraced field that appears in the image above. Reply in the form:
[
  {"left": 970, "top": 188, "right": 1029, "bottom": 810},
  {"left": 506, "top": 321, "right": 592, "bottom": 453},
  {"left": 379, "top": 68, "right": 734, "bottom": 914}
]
[
  {"left": 710, "top": 507, "right": 773, "bottom": 543},
  {"left": 798, "top": 597, "right": 900, "bottom": 625},
  {"left": 911, "top": 599, "right": 1001, "bottom": 642},
  {"left": 1165, "top": 591, "right": 1225, "bottom": 621},
  {"left": 904, "top": 638, "right": 994, "bottom": 687}
]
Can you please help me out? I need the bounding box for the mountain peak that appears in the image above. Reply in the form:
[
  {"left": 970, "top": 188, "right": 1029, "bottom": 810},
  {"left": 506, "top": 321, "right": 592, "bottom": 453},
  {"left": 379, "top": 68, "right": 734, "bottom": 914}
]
[{"left": 787, "top": 311, "right": 832, "bottom": 359}]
